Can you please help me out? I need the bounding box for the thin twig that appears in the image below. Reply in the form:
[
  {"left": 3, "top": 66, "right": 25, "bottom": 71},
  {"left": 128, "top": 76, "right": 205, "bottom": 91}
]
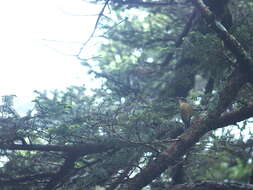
[
  {"left": 162, "top": 10, "right": 197, "bottom": 67},
  {"left": 77, "top": 0, "right": 110, "bottom": 58}
]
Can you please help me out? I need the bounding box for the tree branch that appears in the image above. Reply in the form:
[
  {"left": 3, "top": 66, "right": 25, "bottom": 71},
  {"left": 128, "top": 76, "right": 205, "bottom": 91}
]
[
  {"left": 191, "top": 0, "right": 253, "bottom": 79},
  {"left": 0, "top": 173, "right": 54, "bottom": 185},
  {"left": 0, "top": 140, "right": 133, "bottom": 155},
  {"left": 110, "top": 0, "right": 176, "bottom": 7},
  {"left": 162, "top": 10, "right": 196, "bottom": 66},
  {"left": 216, "top": 101, "right": 253, "bottom": 129},
  {"left": 45, "top": 153, "right": 79, "bottom": 190},
  {"left": 168, "top": 180, "right": 253, "bottom": 190},
  {"left": 77, "top": 0, "right": 110, "bottom": 58}
]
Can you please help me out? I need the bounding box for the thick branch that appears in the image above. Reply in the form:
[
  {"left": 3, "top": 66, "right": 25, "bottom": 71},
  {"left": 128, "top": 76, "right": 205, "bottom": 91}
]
[
  {"left": 191, "top": 0, "right": 253, "bottom": 77},
  {"left": 45, "top": 153, "right": 79, "bottom": 190},
  {"left": 169, "top": 180, "right": 253, "bottom": 190},
  {"left": 0, "top": 173, "right": 53, "bottom": 185},
  {"left": 216, "top": 102, "right": 253, "bottom": 129},
  {"left": 119, "top": 122, "right": 208, "bottom": 189},
  {"left": 0, "top": 140, "right": 133, "bottom": 155},
  {"left": 206, "top": 69, "right": 248, "bottom": 119}
]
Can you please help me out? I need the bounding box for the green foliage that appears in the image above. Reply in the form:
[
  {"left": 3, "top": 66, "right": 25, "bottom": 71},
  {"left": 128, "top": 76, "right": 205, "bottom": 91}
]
[{"left": 1, "top": 0, "right": 253, "bottom": 189}]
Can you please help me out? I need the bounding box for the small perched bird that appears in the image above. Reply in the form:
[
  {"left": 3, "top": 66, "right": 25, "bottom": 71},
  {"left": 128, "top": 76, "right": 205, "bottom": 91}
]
[{"left": 178, "top": 98, "right": 194, "bottom": 128}]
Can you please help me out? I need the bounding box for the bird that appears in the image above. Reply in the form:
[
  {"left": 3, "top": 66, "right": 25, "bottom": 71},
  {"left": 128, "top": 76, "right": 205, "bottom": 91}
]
[{"left": 178, "top": 98, "right": 194, "bottom": 128}]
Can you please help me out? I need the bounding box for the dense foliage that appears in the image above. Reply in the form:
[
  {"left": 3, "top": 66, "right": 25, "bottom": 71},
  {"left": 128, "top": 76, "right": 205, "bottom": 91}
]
[{"left": 1, "top": 0, "right": 253, "bottom": 190}]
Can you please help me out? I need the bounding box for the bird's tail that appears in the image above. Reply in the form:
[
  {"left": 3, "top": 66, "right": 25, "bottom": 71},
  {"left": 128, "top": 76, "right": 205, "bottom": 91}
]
[{"left": 185, "top": 119, "right": 191, "bottom": 128}]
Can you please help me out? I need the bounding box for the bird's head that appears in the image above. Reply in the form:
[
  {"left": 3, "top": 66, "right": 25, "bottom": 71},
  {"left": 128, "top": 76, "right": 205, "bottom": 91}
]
[{"left": 177, "top": 97, "right": 187, "bottom": 104}]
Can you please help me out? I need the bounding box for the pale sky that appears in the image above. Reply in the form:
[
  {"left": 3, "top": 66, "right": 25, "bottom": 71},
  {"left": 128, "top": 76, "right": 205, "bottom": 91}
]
[{"left": 0, "top": 0, "right": 103, "bottom": 113}]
